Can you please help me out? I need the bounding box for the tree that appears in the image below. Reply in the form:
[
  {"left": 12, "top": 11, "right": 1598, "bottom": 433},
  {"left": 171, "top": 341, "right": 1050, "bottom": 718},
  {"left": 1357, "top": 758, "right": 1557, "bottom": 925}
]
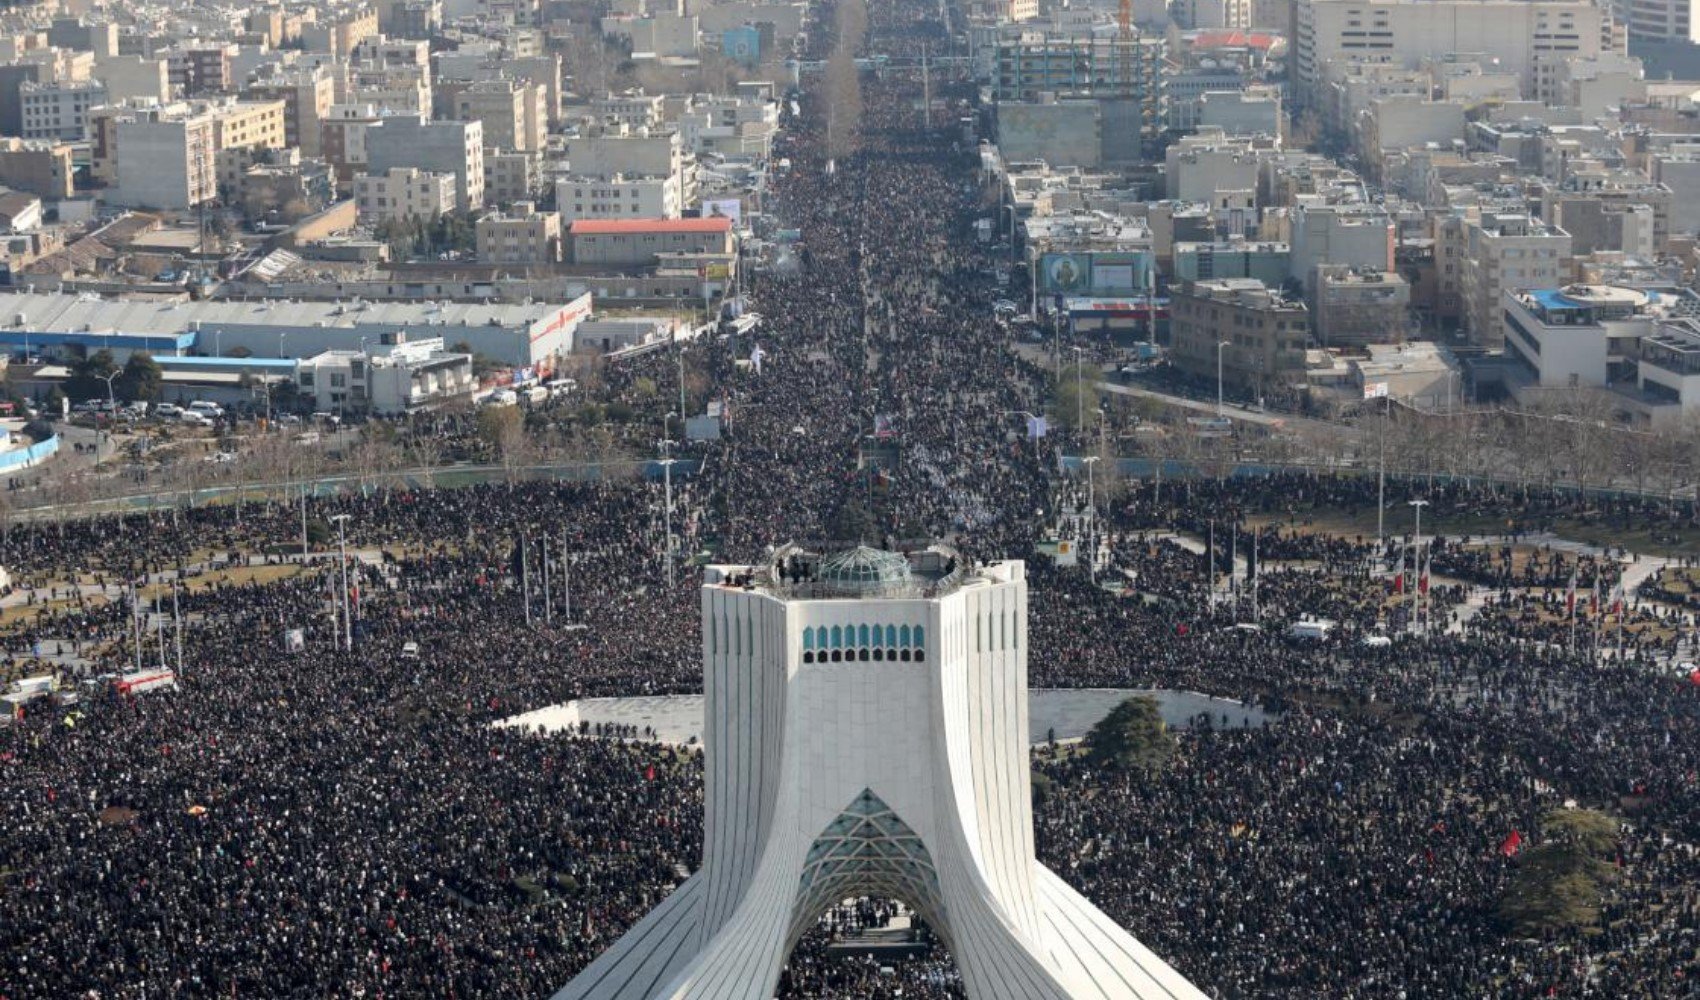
[
  {"left": 1497, "top": 808, "right": 1619, "bottom": 937},
  {"left": 1084, "top": 696, "right": 1175, "bottom": 774},
  {"left": 64, "top": 349, "right": 117, "bottom": 402},
  {"left": 118, "top": 351, "right": 163, "bottom": 402},
  {"left": 1053, "top": 369, "right": 1099, "bottom": 434}
]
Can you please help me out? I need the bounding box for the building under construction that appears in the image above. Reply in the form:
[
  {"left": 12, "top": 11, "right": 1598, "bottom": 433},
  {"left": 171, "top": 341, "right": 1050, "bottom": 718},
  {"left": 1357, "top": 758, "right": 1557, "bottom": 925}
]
[{"left": 990, "top": 32, "right": 1167, "bottom": 160}]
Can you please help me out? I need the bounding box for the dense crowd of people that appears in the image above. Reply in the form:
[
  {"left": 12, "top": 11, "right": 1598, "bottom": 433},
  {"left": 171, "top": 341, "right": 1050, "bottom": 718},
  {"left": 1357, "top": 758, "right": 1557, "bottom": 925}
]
[{"left": 7, "top": 1, "right": 1700, "bottom": 997}]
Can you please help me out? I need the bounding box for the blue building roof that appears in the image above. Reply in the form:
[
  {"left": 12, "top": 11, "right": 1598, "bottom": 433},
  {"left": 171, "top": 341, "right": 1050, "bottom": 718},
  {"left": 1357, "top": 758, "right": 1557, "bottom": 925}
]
[
  {"left": 158, "top": 355, "right": 297, "bottom": 369},
  {"left": 1529, "top": 289, "right": 1587, "bottom": 312}
]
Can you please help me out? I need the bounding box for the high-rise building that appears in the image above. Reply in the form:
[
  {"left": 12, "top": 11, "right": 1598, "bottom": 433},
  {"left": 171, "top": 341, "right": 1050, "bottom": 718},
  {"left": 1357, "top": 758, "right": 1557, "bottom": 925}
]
[
  {"left": 554, "top": 545, "right": 1206, "bottom": 1000},
  {"left": 365, "top": 117, "right": 484, "bottom": 210},
  {"left": 1293, "top": 0, "right": 1604, "bottom": 106},
  {"left": 1613, "top": 0, "right": 1691, "bottom": 43}
]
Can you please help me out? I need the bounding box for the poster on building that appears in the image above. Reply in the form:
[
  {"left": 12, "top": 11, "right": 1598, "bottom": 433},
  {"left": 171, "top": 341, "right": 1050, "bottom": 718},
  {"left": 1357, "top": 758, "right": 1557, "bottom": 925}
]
[
  {"left": 1363, "top": 381, "right": 1389, "bottom": 400},
  {"left": 1040, "top": 251, "right": 1153, "bottom": 297},
  {"left": 703, "top": 199, "right": 742, "bottom": 224}
]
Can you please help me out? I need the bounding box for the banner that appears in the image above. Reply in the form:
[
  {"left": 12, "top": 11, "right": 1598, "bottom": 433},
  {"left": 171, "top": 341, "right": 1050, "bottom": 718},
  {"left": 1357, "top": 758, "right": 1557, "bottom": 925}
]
[
  {"left": 283, "top": 629, "right": 305, "bottom": 654},
  {"left": 702, "top": 199, "right": 742, "bottom": 224},
  {"left": 1363, "top": 382, "right": 1389, "bottom": 400}
]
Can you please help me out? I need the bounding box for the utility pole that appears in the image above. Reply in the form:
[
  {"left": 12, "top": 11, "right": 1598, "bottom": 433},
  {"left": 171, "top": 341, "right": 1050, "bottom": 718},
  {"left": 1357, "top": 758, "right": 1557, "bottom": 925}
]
[
  {"left": 1377, "top": 399, "right": 1387, "bottom": 558},
  {"left": 660, "top": 440, "right": 678, "bottom": 589},
  {"left": 1216, "top": 340, "right": 1230, "bottom": 418},
  {"left": 922, "top": 42, "right": 931, "bottom": 129},
  {"left": 521, "top": 529, "right": 532, "bottom": 626},
  {"left": 1409, "top": 498, "right": 1428, "bottom": 636},
  {"left": 172, "top": 583, "right": 182, "bottom": 673},
  {"left": 561, "top": 531, "right": 571, "bottom": 621},
  {"left": 331, "top": 513, "right": 352, "bottom": 651},
  {"left": 300, "top": 482, "right": 309, "bottom": 559},
  {"left": 130, "top": 581, "right": 141, "bottom": 672},
  {"left": 677, "top": 344, "right": 688, "bottom": 426},
  {"left": 542, "top": 531, "right": 552, "bottom": 625},
  {"left": 1082, "top": 456, "right": 1099, "bottom": 585}
]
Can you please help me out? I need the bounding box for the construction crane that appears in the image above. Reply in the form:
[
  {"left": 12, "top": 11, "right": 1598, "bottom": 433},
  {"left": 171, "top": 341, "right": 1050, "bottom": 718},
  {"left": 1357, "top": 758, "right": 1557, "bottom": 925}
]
[{"left": 1117, "top": 0, "right": 1133, "bottom": 98}]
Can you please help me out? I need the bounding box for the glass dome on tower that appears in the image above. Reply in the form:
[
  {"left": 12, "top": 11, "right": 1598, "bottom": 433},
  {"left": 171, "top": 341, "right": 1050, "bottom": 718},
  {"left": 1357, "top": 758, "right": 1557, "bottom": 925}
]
[{"left": 814, "top": 545, "right": 913, "bottom": 596}]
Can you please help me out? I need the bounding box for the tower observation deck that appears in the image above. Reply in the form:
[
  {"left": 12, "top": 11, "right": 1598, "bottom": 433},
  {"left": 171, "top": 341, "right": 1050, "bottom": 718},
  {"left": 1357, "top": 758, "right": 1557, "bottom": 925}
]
[{"left": 553, "top": 543, "right": 1206, "bottom": 1000}]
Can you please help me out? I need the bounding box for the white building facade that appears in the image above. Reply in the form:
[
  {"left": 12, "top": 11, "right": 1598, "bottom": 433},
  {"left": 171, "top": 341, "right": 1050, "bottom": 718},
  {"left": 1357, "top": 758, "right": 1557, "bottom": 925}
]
[{"left": 554, "top": 545, "right": 1206, "bottom": 1000}]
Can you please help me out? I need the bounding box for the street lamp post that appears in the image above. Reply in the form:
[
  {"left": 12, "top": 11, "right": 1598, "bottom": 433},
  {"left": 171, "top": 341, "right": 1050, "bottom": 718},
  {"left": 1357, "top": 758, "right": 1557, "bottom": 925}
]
[
  {"left": 659, "top": 440, "right": 678, "bottom": 590},
  {"left": 98, "top": 369, "right": 121, "bottom": 452},
  {"left": 1216, "top": 340, "right": 1230, "bottom": 418},
  {"left": 1082, "top": 455, "right": 1099, "bottom": 584},
  {"left": 330, "top": 513, "right": 352, "bottom": 651},
  {"left": 1073, "top": 345, "right": 1084, "bottom": 434},
  {"left": 1408, "top": 498, "right": 1428, "bottom": 635}
]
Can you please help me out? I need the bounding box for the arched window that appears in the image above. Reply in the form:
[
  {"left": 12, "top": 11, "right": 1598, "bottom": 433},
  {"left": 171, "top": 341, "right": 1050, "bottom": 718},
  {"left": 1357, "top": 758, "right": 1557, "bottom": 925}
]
[
  {"left": 899, "top": 624, "right": 912, "bottom": 648},
  {"left": 830, "top": 625, "right": 843, "bottom": 650},
  {"left": 885, "top": 625, "right": 898, "bottom": 648},
  {"left": 803, "top": 629, "right": 815, "bottom": 651},
  {"left": 816, "top": 626, "right": 830, "bottom": 650},
  {"left": 858, "top": 624, "right": 871, "bottom": 648},
  {"left": 913, "top": 625, "right": 925, "bottom": 648},
  {"left": 803, "top": 651, "right": 815, "bottom": 663}
]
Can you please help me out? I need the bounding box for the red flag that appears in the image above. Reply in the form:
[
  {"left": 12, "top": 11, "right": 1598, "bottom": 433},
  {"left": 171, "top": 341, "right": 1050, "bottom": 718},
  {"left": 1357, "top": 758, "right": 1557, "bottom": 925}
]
[
  {"left": 1499, "top": 829, "right": 1523, "bottom": 857},
  {"left": 1566, "top": 569, "right": 1577, "bottom": 616},
  {"left": 1418, "top": 548, "right": 1430, "bottom": 596},
  {"left": 1689, "top": 669, "right": 1700, "bottom": 686},
  {"left": 644, "top": 765, "right": 655, "bottom": 782}
]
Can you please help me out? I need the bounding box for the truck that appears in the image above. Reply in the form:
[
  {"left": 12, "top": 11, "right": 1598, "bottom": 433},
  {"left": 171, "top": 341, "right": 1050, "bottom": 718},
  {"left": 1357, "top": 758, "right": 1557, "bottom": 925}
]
[{"left": 112, "top": 669, "right": 177, "bottom": 697}]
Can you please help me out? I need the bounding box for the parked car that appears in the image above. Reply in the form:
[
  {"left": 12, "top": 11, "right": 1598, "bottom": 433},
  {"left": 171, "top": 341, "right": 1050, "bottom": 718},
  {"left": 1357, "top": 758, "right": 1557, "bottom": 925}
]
[
  {"left": 188, "top": 401, "right": 224, "bottom": 419},
  {"left": 154, "top": 403, "right": 182, "bottom": 418},
  {"left": 178, "top": 411, "right": 214, "bottom": 427}
]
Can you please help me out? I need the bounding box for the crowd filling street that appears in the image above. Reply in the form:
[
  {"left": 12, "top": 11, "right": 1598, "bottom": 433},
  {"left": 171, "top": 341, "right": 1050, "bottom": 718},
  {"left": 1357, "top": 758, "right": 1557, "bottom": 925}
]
[{"left": 8, "top": 3, "right": 1700, "bottom": 998}]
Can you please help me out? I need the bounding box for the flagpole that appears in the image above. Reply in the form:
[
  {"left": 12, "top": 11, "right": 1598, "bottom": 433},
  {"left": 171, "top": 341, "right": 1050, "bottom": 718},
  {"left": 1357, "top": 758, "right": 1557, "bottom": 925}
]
[
  {"left": 173, "top": 583, "right": 183, "bottom": 673},
  {"left": 1251, "top": 530, "right": 1259, "bottom": 620}
]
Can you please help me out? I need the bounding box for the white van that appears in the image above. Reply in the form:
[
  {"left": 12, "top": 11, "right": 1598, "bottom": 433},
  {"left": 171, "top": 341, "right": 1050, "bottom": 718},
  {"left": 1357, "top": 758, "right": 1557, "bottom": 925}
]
[
  {"left": 188, "top": 401, "right": 224, "bottom": 418},
  {"left": 1289, "top": 617, "right": 1336, "bottom": 640}
]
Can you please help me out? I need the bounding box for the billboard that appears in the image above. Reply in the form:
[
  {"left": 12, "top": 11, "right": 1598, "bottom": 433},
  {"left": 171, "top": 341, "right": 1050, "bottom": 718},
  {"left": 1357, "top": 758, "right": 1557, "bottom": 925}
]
[
  {"left": 1039, "top": 251, "right": 1153, "bottom": 297},
  {"left": 703, "top": 199, "right": 742, "bottom": 224}
]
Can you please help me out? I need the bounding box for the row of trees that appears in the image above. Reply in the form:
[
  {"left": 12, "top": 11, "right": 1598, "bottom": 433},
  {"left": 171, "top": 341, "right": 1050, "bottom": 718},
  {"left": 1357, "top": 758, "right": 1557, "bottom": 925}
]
[{"left": 63, "top": 350, "right": 163, "bottom": 404}]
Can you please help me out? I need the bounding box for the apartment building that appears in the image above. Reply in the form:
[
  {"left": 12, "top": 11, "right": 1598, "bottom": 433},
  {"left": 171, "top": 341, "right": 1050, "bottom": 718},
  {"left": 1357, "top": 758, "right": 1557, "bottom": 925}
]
[
  {"left": 1170, "top": 277, "right": 1312, "bottom": 392},
  {"left": 1293, "top": 0, "right": 1604, "bottom": 106},
  {"left": 365, "top": 117, "right": 484, "bottom": 210},
  {"left": 555, "top": 173, "right": 683, "bottom": 223},
  {"left": 18, "top": 79, "right": 105, "bottom": 141},
  {"left": 355, "top": 166, "right": 457, "bottom": 224},
  {"left": 476, "top": 201, "right": 561, "bottom": 264},
  {"left": 1460, "top": 211, "right": 1572, "bottom": 348}
]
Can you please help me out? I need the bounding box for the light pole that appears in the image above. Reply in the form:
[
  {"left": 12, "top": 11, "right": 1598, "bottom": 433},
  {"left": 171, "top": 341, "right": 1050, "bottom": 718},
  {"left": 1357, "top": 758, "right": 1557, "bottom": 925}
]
[
  {"left": 330, "top": 513, "right": 352, "bottom": 651},
  {"left": 99, "top": 369, "right": 120, "bottom": 410},
  {"left": 659, "top": 439, "right": 678, "bottom": 589},
  {"left": 1082, "top": 455, "right": 1099, "bottom": 584},
  {"left": 1216, "top": 340, "right": 1230, "bottom": 418},
  {"left": 278, "top": 331, "right": 288, "bottom": 359},
  {"left": 1072, "top": 345, "right": 1084, "bottom": 434},
  {"left": 1408, "top": 498, "right": 1428, "bottom": 636}
]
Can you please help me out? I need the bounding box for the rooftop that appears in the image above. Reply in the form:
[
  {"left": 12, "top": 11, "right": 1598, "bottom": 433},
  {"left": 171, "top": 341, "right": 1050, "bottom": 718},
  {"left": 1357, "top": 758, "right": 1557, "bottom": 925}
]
[
  {"left": 707, "top": 542, "right": 982, "bottom": 600},
  {"left": 568, "top": 218, "right": 732, "bottom": 236},
  {"left": 0, "top": 290, "right": 571, "bottom": 337}
]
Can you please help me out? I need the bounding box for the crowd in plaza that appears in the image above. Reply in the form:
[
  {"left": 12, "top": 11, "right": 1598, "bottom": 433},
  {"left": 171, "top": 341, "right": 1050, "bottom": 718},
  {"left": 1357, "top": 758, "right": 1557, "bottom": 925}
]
[{"left": 7, "top": 2, "right": 1700, "bottom": 998}]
